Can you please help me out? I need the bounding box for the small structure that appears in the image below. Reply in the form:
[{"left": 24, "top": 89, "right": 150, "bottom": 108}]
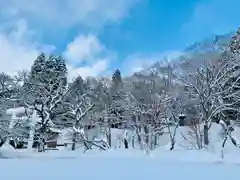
[
  {"left": 179, "top": 113, "right": 187, "bottom": 126},
  {"left": 45, "top": 128, "right": 64, "bottom": 149},
  {"left": 45, "top": 128, "right": 69, "bottom": 149}
]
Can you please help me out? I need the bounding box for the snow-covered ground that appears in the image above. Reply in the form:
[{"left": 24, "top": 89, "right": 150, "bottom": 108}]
[
  {"left": 1, "top": 123, "right": 240, "bottom": 180},
  {"left": 0, "top": 151, "right": 240, "bottom": 180},
  {"left": 1, "top": 145, "right": 240, "bottom": 180}
]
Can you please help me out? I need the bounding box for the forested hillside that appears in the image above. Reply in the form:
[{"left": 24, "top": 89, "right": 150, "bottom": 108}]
[{"left": 1, "top": 28, "right": 240, "bottom": 155}]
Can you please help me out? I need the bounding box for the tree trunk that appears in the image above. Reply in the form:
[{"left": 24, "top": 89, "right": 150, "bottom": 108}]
[
  {"left": 154, "top": 133, "right": 157, "bottom": 147},
  {"left": 28, "top": 129, "right": 35, "bottom": 149},
  {"left": 204, "top": 124, "right": 209, "bottom": 145},
  {"left": 221, "top": 135, "right": 228, "bottom": 159},
  {"left": 29, "top": 110, "right": 37, "bottom": 149},
  {"left": 150, "top": 133, "right": 153, "bottom": 150},
  {"left": 137, "top": 126, "right": 141, "bottom": 141},
  {"left": 108, "top": 125, "right": 111, "bottom": 147},
  {"left": 132, "top": 136, "right": 135, "bottom": 148},
  {"left": 124, "top": 139, "right": 128, "bottom": 148},
  {"left": 0, "top": 138, "right": 6, "bottom": 148},
  {"left": 144, "top": 125, "right": 149, "bottom": 144},
  {"left": 37, "top": 124, "right": 46, "bottom": 152},
  {"left": 136, "top": 127, "right": 142, "bottom": 149},
  {"left": 37, "top": 135, "right": 45, "bottom": 152},
  {"left": 72, "top": 132, "right": 76, "bottom": 151},
  {"left": 170, "top": 139, "right": 175, "bottom": 150}
]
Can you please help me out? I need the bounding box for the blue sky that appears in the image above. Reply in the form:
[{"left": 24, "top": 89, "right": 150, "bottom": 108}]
[{"left": 0, "top": 0, "right": 240, "bottom": 80}]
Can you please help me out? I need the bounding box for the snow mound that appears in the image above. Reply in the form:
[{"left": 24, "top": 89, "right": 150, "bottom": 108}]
[
  {"left": 0, "top": 143, "right": 18, "bottom": 158},
  {"left": 160, "top": 123, "right": 240, "bottom": 153}
]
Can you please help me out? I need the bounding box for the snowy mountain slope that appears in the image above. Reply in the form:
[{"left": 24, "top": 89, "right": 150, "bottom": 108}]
[
  {"left": 135, "top": 32, "right": 233, "bottom": 78},
  {"left": 185, "top": 32, "right": 233, "bottom": 53}
]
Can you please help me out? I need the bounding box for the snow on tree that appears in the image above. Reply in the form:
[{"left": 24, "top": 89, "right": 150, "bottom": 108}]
[
  {"left": 0, "top": 107, "right": 31, "bottom": 149},
  {"left": 25, "top": 109, "right": 41, "bottom": 149},
  {"left": 179, "top": 101, "right": 204, "bottom": 150},
  {"left": 178, "top": 53, "right": 240, "bottom": 147},
  {"left": 219, "top": 119, "right": 240, "bottom": 159},
  {"left": 0, "top": 72, "right": 20, "bottom": 100},
  {"left": 81, "top": 77, "right": 112, "bottom": 144},
  {"left": 127, "top": 72, "right": 170, "bottom": 151},
  {"left": 63, "top": 76, "right": 95, "bottom": 150},
  {"left": 229, "top": 27, "right": 240, "bottom": 55},
  {"left": 0, "top": 73, "right": 24, "bottom": 148},
  {"left": 220, "top": 28, "right": 240, "bottom": 125},
  {"left": 164, "top": 96, "right": 187, "bottom": 150},
  {"left": 23, "top": 54, "right": 68, "bottom": 152},
  {"left": 110, "top": 69, "right": 128, "bottom": 124},
  {"left": 96, "top": 69, "right": 131, "bottom": 148}
]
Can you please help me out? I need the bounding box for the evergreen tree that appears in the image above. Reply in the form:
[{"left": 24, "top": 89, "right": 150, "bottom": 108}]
[
  {"left": 112, "top": 69, "right": 123, "bottom": 90},
  {"left": 109, "top": 69, "right": 130, "bottom": 128},
  {"left": 24, "top": 53, "right": 68, "bottom": 151},
  {"left": 30, "top": 53, "right": 46, "bottom": 81}
]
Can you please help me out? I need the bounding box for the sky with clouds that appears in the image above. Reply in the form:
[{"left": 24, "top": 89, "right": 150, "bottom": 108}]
[{"left": 0, "top": 0, "right": 240, "bottom": 80}]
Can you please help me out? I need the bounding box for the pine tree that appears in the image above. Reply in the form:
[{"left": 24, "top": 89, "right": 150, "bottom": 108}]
[
  {"left": 30, "top": 53, "right": 46, "bottom": 82},
  {"left": 112, "top": 69, "right": 123, "bottom": 90},
  {"left": 110, "top": 69, "right": 127, "bottom": 125}
]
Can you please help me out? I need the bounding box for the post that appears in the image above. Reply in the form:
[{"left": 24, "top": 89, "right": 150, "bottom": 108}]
[{"left": 132, "top": 136, "right": 135, "bottom": 148}]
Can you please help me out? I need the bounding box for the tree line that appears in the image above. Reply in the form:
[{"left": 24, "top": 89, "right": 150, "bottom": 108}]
[{"left": 1, "top": 28, "right": 240, "bottom": 154}]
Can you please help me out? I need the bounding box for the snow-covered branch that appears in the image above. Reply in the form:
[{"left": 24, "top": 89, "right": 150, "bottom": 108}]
[{"left": 219, "top": 120, "right": 240, "bottom": 159}]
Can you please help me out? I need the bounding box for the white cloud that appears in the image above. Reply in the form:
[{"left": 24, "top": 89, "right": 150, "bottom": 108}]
[
  {"left": 121, "top": 51, "right": 182, "bottom": 75},
  {"left": 0, "top": 19, "right": 54, "bottom": 75},
  {"left": 0, "top": 19, "right": 111, "bottom": 80},
  {"left": 63, "top": 34, "right": 104, "bottom": 64},
  {"left": 122, "top": 55, "right": 156, "bottom": 74},
  {"left": 67, "top": 60, "right": 108, "bottom": 80},
  {"left": 0, "top": 0, "right": 141, "bottom": 80},
  {"left": 0, "top": 33, "right": 37, "bottom": 74},
  {"left": 0, "top": 0, "right": 139, "bottom": 79},
  {"left": 63, "top": 33, "right": 113, "bottom": 80},
  {"left": 0, "top": 0, "right": 140, "bottom": 28},
  {"left": 0, "top": 18, "right": 181, "bottom": 81}
]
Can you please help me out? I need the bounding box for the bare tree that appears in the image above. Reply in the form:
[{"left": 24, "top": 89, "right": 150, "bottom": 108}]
[
  {"left": 219, "top": 120, "right": 240, "bottom": 159},
  {"left": 178, "top": 58, "right": 240, "bottom": 146},
  {"left": 165, "top": 97, "right": 185, "bottom": 150},
  {"left": 70, "top": 126, "right": 109, "bottom": 152},
  {"left": 0, "top": 72, "right": 25, "bottom": 148},
  {"left": 63, "top": 76, "right": 111, "bottom": 151},
  {"left": 180, "top": 118, "right": 203, "bottom": 150},
  {"left": 126, "top": 72, "right": 171, "bottom": 151},
  {"left": 64, "top": 93, "right": 94, "bottom": 150}
]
